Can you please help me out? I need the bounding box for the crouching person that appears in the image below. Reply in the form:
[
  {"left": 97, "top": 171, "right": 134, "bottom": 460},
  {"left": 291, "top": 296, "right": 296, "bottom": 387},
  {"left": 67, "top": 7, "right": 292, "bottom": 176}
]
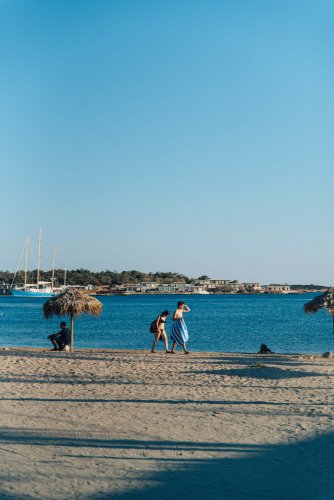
[{"left": 48, "top": 322, "right": 70, "bottom": 351}]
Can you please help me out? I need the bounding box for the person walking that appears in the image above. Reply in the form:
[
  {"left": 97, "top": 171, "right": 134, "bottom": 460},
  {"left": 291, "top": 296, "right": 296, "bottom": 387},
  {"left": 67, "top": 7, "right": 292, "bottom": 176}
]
[
  {"left": 151, "top": 310, "right": 170, "bottom": 353},
  {"left": 170, "top": 301, "right": 190, "bottom": 354}
]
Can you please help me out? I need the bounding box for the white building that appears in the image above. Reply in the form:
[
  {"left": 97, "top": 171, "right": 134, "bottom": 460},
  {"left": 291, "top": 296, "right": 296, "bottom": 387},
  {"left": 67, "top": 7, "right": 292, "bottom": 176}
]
[{"left": 265, "top": 284, "right": 291, "bottom": 293}]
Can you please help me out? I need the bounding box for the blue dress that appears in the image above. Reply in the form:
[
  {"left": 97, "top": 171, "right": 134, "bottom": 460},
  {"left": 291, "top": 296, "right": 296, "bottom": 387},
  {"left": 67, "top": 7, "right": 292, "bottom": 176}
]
[{"left": 171, "top": 317, "right": 189, "bottom": 345}]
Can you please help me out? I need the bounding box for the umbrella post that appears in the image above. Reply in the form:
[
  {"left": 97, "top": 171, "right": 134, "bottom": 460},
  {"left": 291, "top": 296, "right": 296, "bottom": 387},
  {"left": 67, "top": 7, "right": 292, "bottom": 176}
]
[
  {"left": 43, "top": 289, "right": 102, "bottom": 352},
  {"left": 70, "top": 314, "right": 74, "bottom": 352},
  {"left": 332, "top": 314, "right": 334, "bottom": 350}
]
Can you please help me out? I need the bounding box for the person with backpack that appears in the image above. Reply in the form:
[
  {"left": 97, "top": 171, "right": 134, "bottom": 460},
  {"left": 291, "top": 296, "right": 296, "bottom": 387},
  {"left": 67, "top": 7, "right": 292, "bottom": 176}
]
[{"left": 150, "top": 310, "right": 171, "bottom": 353}]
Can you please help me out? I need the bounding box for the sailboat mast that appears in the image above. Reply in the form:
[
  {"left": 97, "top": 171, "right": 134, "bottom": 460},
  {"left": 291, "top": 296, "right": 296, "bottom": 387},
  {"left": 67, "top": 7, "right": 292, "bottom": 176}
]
[
  {"left": 24, "top": 238, "right": 29, "bottom": 289},
  {"left": 36, "top": 227, "right": 42, "bottom": 289},
  {"left": 51, "top": 246, "right": 56, "bottom": 292},
  {"left": 64, "top": 261, "right": 67, "bottom": 287}
]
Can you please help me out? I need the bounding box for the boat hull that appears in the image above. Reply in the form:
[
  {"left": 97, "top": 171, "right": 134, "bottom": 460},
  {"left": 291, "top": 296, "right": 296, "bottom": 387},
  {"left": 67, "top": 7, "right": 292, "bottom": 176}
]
[{"left": 11, "top": 289, "right": 56, "bottom": 298}]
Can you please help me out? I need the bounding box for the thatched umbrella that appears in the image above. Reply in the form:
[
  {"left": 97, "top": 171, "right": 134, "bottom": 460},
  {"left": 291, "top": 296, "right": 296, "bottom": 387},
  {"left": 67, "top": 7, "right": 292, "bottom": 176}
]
[
  {"left": 43, "top": 288, "right": 103, "bottom": 351},
  {"left": 304, "top": 288, "right": 334, "bottom": 346}
]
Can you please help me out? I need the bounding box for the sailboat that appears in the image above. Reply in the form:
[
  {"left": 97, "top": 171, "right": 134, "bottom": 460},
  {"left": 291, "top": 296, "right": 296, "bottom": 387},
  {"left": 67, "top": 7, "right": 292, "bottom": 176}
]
[{"left": 11, "top": 229, "right": 60, "bottom": 298}]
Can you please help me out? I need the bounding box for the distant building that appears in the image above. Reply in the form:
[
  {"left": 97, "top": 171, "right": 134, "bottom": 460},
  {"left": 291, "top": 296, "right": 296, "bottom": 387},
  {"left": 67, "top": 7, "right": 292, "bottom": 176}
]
[
  {"left": 125, "top": 284, "right": 142, "bottom": 293},
  {"left": 208, "top": 279, "right": 231, "bottom": 287},
  {"left": 107, "top": 278, "right": 288, "bottom": 295},
  {"left": 140, "top": 282, "right": 158, "bottom": 290},
  {"left": 156, "top": 282, "right": 191, "bottom": 293},
  {"left": 225, "top": 281, "right": 243, "bottom": 290},
  {"left": 194, "top": 279, "right": 211, "bottom": 288},
  {"left": 265, "top": 284, "right": 291, "bottom": 293},
  {"left": 215, "top": 281, "right": 244, "bottom": 292},
  {"left": 243, "top": 283, "right": 263, "bottom": 292},
  {"left": 194, "top": 279, "right": 232, "bottom": 289}
]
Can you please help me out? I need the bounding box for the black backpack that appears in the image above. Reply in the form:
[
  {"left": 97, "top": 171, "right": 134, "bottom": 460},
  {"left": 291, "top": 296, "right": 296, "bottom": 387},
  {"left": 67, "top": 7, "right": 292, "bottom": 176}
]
[{"left": 150, "top": 318, "right": 158, "bottom": 333}]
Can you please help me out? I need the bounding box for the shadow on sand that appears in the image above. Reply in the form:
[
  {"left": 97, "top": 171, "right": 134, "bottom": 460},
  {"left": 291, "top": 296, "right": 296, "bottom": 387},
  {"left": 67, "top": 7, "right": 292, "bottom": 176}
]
[
  {"left": 194, "top": 365, "right": 329, "bottom": 380},
  {"left": 0, "top": 428, "right": 333, "bottom": 499},
  {"left": 94, "top": 432, "right": 334, "bottom": 499}
]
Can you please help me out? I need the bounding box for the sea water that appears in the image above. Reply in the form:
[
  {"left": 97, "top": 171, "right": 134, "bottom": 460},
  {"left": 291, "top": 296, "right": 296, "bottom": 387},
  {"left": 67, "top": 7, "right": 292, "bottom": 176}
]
[{"left": 0, "top": 293, "right": 332, "bottom": 354}]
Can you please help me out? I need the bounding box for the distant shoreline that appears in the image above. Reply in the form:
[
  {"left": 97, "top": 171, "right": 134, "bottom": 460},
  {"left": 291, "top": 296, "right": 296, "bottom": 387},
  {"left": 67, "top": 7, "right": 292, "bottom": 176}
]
[
  {"left": 0, "top": 347, "right": 321, "bottom": 357},
  {"left": 0, "top": 290, "right": 321, "bottom": 298},
  {"left": 92, "top": 290, "right": 320, "bottom": 296}
]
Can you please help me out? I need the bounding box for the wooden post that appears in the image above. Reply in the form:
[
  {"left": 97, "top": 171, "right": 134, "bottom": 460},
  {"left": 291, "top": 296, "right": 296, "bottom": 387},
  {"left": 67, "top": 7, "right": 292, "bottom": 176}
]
[{"left": 70, "top": 314, "right": 74, "bottom": 352}]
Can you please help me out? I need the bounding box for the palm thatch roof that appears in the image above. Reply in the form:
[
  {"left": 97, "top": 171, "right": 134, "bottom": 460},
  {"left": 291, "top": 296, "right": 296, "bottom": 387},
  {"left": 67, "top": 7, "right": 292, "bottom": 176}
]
[
  {"left": 304, "top": 288, "right": 334, "bottom": 314},
  {"left": 43, "top": 288, "right": 103, "bottom": 319}
]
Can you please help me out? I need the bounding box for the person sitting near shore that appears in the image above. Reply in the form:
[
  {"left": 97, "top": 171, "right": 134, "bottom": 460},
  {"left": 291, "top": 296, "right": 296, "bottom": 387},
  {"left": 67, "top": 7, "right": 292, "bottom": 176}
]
[
  {"left": 151, "top": 311, "right": 171, "bottom": 354},
  {"left": 48, "top": 322, "right": 70, "bottom": 351},
  {"left": 258, "top": 343, "right": 273, "bottom": 354}
]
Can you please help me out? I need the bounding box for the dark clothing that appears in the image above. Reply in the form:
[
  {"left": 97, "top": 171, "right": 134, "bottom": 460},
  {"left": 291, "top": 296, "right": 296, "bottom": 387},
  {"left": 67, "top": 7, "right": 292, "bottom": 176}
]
[
  {"left": 258, "top": 344, "right": 273, "bottom": 354},
  {"left": 48, "top": 327, "right": 70, "bottom": 349},
  {"left": 60, "top": 327, "right": 70, "bottom": 346}
]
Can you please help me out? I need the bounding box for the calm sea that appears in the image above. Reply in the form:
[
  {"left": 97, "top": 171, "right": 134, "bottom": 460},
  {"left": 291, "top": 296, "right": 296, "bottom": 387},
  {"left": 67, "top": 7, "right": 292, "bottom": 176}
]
[{"left": 0, "top": 293, "right": 332, "bottom": 354}]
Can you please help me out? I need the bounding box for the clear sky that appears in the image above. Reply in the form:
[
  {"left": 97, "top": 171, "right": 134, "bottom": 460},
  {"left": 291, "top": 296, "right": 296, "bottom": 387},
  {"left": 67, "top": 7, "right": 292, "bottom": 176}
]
[{"left": 1, "top": 0, "right": 333, "bottom": 284}]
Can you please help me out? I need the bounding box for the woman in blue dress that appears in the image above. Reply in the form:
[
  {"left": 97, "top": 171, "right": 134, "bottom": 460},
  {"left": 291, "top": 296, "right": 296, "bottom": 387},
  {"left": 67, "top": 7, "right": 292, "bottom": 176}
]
[{"left": 170, "top": 301, "right": 191, "bottom": 354}]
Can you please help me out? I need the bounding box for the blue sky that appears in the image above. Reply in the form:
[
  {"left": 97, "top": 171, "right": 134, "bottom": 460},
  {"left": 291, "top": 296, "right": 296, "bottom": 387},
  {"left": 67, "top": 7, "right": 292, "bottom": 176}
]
[{"left": 1, "top": 0, "right": 333, "bottom": 284}]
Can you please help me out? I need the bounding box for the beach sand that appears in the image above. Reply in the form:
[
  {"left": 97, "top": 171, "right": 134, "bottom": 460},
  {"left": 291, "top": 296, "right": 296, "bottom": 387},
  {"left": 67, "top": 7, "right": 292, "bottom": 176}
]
[{"left": 0, "top": 348, "right": 334, "bottom": 499}]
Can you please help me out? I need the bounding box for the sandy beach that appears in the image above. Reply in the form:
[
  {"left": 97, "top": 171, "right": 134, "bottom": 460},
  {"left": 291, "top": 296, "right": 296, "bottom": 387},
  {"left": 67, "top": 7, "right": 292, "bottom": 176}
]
[{"left": 0, "top": 348, "right": 334, "bottom": 499}]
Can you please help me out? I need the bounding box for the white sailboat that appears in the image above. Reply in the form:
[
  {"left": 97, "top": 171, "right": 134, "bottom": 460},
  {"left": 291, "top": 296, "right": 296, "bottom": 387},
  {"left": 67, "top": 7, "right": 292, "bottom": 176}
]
[{"left": 11, "top": 229, "right": 59, "bottom": 298}]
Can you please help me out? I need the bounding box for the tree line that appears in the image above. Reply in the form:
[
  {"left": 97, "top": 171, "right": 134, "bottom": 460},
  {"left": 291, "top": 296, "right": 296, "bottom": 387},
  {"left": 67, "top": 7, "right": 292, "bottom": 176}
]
[
  {"left": 0, "top": 270, "right": 326, "bottom": 289},
  {"left": 0, "top": 269, "right": 196, "bottom": 287}
]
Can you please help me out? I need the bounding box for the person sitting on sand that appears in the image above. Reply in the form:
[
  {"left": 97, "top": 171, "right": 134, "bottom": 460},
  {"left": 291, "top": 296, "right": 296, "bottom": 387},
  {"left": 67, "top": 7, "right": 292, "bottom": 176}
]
[
  {"left": 258, "top": 343, "right": 273, "bottom": 354},
  {"left": 48, "top": 322, "right": 70, "bottom": 351},
  {"left": 151, "top": 310, "right": 171, "bottom": 353},
  {"left": 170, "top": 301, "right": 190, "bottom": 354}
]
